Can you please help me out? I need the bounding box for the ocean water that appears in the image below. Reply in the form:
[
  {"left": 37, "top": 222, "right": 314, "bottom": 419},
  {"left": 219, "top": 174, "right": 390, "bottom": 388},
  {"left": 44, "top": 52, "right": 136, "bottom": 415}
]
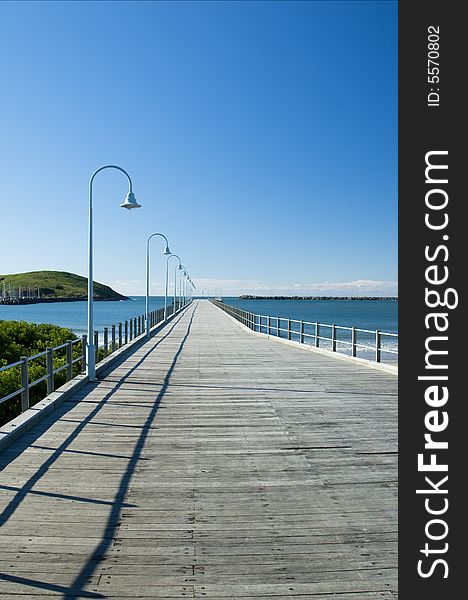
[
  {"left": 222, "top": 297, "right": 398, "bottom": 361},
  {"left": 0, "top": 296, "right": 398, "bottom": 360},
  {"left": 0, "top": 296, "right": 168, "bottom": 336},
  {"left": 224, "top": 298, "right": 397, "bottom": 332}
]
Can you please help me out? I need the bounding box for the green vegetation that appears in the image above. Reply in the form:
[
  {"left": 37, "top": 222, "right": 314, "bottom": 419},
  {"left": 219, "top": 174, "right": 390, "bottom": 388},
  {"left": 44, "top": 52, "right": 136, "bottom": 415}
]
[
  {"left": 0, "top": 270, "right": 128, "bottom": 301},
  {"left": 0, "top": 320, "right": 82, "bottom": 426}
]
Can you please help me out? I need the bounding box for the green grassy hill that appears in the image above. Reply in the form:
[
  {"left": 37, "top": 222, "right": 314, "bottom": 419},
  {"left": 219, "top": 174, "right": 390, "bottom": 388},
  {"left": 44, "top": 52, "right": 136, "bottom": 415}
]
[{"left": 0, "top": 271, "right": 128, "bottom": 301}]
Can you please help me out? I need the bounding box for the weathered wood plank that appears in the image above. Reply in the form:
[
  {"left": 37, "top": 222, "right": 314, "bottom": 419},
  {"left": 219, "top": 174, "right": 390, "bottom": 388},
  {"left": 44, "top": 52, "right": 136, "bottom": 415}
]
[{"left": 0, "top": 300, "right": 397, "bottom": 598}]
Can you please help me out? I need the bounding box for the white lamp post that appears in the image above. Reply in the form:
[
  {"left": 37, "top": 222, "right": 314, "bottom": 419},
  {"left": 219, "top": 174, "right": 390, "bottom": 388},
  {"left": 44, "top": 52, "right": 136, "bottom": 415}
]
[
  {"left": 166, "top": 254, "right": 181, "bottom": 318},
  {"left": 174, "top": 262, "right": 183, "bottom": 310},
  {"left": 182, "top": 270, "right": 188, "bottom": 306},
  {"left": 146, "top": 233, "right": 171, "bottom": 338},
  {"left": 87, "top": 165, "right": 141, "bottom": 380}
]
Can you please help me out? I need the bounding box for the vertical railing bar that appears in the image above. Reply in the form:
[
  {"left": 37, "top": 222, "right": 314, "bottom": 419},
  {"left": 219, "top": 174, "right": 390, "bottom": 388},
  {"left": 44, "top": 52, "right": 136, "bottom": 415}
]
[
  {"left": 66, "top": 341, "right": 73, "bottom": 381},
  {"left": 81, "top": 334, "right": 87, "bottom": 373},
  {"left": 46, "top": 348, "right": 54, "bottom": 394},
  {"left": 94, "top": 331, "right": 99, "bottom": 364},
  {"left": 20, "top": 356, "right": 29, "bottom": 412},
  {"left": 103, "top": 328, "right": 108, "bottom": 358}
]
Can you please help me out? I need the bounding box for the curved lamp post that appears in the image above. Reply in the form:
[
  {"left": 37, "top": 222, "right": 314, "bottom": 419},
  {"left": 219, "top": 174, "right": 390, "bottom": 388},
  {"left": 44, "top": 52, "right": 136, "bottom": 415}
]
[
  {"left": 182, "top": 270, "right": 188, "bottom": 306},
  {"left": 174, "top": 262, "right": 183, "bottom": 310},
  {"left": 187, "top": 279, "right": 194, "bottom": 302},
  {"left": 87, "top": 165, "right": 141, "bottom": 380},
  {"left": 178, "top": 265, "right": 188, "bottom": 309},
  {"left": 166, "top": 254, "right": 181, "bottom": 318},
  {"left": 146, "top": 233, "right": 171, "bottom": 339}
]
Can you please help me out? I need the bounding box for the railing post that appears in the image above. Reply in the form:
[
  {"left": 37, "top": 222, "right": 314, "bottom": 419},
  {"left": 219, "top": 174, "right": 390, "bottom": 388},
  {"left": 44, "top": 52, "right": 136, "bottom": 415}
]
[
  {"left": 267, "top": 316, "right": 271, "bottom": 336},
  {"left": 315, "top": 322, "right": 320, "bottom": 347},
  {"left": 351, "top": 327, "right": 357, "bottom": 357},
  {"left": 20, "top": 356, "right": 29, "bottom": 412},
  {"left": 277, "top": 317, "right": 280, "bottom": 337},
  {"left": 288, "top": 318, "right": 291, "bottom": 340},
  {"left": 103, "top": 328, "right": 108, "bottom": 357},
  {"left": 66, "top": 341, "right": 73, "bottom": 381},
  {"left": 300, "top": 320, "right": 304, "bottom": 344},
  {"left": 112, "top": 324, "right": 116, "bottom": 353},
  {"left": 119, "top": 322, "right": 122, "bottom": 348},
  {"left": 129, "top": 319, "right": 133, "bottom": 341},
  {"left": 376, "top": 330, "right": 381, "bottom": 362},
  {"left": 331, "top": 324, "right": 336, "bottom": 352},
  {"left": 125, "top": 320, "right": 128, "bottom": 345},
  {"left": 94, "top": 331, "right": 99, "bottom": 364},
  {"left": 81, "top": 335, "right": 87, "bottom": 373},
  {"left": 46, "top": 348, "right": 54, "bottom": 394}
]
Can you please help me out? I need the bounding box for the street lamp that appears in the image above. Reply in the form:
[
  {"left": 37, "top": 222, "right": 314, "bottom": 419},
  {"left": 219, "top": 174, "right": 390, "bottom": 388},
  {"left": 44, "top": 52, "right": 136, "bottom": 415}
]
[
  {"left": 87, "top": 165, "right": 141, "bottom": 380},
  {"left": 182, "top": 270, "right": 188, "bottom": 306},
  {"left": 146, "top": 233, "right": 171, "bottom": 338},
  {"left": 188, "top": 279, "right": 195, "bottom": 302},
  {"left": 166, "top": 254, "right": 181, "bottom": 318},
  {"left": 174, "top": 262, "right": 183, "bottom": 310},
  {"left": 178, "top": 265, "right": 188, "bottom": 309}
]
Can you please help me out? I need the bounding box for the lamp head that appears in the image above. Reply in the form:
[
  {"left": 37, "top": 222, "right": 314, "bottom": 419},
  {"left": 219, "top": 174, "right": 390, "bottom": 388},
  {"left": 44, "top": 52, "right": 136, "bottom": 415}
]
[
  {"left": 120, "top": 192, "right": 141, "bottom": 210},
  {"left": 163, "top": 245, "right": 171, "bottom": 255},
  {"left": 177, "top": 264, "right": 183, "bottom": 270}
]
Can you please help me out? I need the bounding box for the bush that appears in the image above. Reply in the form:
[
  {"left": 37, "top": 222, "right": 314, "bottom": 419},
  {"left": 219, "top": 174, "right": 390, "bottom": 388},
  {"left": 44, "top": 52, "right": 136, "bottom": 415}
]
[{"left": 0, "top": 320, "right": 80, "bottom": 426}]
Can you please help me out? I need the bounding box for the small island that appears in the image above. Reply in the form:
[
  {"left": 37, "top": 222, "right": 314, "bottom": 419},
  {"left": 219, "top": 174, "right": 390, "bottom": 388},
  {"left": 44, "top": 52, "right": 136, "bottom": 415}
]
[
  {"left": 0, "top": 270, "right": 129, "bottom": 304},
  {"left": 238, "top": 295, "right": 398, "bottom": 301}
]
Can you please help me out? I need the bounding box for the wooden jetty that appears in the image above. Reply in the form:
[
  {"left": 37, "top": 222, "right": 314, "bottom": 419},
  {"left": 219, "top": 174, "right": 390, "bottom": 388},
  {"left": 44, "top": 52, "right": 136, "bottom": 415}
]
[{"left": 0, "top": 299, "right": 397, "bottom": 599}]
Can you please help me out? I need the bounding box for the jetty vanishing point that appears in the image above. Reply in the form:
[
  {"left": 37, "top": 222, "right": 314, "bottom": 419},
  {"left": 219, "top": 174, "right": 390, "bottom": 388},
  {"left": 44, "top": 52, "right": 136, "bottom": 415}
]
[{"left": 0, "top": 299, "right": 397, "bottom": 599}]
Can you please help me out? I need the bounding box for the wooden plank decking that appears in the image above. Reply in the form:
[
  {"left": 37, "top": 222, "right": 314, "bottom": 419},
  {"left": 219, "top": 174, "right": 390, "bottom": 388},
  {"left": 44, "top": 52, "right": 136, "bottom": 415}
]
[{"left": 0, "top": 299, "right": 397, "bottom": 599}]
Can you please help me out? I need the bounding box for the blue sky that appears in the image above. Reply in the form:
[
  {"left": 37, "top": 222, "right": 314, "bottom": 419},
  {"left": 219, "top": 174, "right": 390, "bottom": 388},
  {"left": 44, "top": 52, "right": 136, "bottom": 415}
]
[{"left": 0, "top": 0, "right": 397, "bottom": 296}]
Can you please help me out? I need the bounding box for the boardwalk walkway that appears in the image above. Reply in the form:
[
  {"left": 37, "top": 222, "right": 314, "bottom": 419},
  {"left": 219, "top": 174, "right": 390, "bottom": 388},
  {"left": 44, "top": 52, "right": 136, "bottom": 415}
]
[{"left": 0, "top": 300, "right": 397, "bottom": 599}]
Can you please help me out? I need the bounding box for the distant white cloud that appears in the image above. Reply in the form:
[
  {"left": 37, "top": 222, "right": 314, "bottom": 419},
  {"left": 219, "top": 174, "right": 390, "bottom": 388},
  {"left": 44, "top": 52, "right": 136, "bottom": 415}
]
[
  {"left": 112, "top": 277, "right": 397, "bottom": 297},
  {"left": 113, "top": 279, "right": 145, "bottom": 296}
]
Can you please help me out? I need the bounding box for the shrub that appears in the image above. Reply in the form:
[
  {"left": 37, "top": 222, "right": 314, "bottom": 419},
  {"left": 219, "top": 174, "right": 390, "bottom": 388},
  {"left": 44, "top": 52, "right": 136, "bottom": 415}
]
[{"left": 0, "top": 320, "right": 80, "bottom": 426}]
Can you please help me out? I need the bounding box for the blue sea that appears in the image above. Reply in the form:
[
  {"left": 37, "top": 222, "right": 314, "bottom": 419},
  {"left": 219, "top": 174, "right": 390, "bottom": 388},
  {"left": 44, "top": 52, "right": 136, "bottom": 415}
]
[
  {"left": 224, "top": 297, "right": 397, "bottom": 333},
  {"left": 0, "top": 296, "right": 168, "bottom": 337},
  {"left": 223, "top": 297, "right": 398, "bottom": 362},
  {"left": 1, "top": 296, "right": 397, "bottom": 360}
]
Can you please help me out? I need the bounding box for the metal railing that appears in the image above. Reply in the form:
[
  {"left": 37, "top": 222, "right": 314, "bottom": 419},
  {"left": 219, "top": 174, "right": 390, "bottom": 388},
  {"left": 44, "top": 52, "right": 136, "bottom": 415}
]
[
  {"left": 0, "top": 299, "right": 191, "bottom": 417},
  {"left": 211, "top": 300, "right": 398, "bottom": 364}
]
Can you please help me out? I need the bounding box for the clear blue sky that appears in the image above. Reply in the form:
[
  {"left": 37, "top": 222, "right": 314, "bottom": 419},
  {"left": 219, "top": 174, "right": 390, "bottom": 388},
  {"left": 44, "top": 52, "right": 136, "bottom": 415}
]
[{"left": 0, "top": 0, "right": 397, "bottom": 296}]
